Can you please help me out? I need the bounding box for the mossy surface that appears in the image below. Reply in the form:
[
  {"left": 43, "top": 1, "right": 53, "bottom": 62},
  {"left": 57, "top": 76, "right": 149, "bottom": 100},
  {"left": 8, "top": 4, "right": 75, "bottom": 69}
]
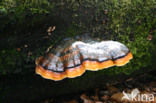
[
  {"left": 1, "top": 1, "right": 156, "bottom": 102},
  {"left": 0, "top": 0, "right": 155, "bottom": 76}
]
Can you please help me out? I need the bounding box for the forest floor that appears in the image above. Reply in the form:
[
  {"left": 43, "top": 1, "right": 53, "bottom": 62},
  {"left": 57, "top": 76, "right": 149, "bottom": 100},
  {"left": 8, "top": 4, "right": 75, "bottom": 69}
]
[{"left": 41, "top": 70, "right": 156, "bottom": 103}]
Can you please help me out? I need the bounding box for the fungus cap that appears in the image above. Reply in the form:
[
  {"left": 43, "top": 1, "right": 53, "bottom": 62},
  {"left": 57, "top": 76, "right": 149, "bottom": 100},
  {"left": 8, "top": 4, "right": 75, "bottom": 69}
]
[{"left": 35, "top": 35, "right": 133, "bottom": 81}]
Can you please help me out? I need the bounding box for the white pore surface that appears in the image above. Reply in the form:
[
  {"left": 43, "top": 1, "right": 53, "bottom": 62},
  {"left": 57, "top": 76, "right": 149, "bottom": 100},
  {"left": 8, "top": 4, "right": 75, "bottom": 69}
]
[
  {"left": 46, "top": 40, "right": 129, "bottom": 71},
  {"left": 72, "top": 41, "right": 129, "bottom": 61}
]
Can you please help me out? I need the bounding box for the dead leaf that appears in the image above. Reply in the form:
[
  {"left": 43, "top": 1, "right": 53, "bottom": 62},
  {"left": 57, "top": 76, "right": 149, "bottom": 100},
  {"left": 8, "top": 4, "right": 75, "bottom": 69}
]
[
  {"left": 91, "top": 95, "right": 99, "bottom": 101},
  {"left": 126, "top": 78, "right": 133, "bottom": 82},
  {"left": 111, "top": 92, "right": 128, "bottom": 102},
  {"left": 107, "top": 85, "right": 119, "bottom": 93},
  {"left": 80, "top": 93, "right": 94, "bottom": 103},
  {"left": 152, "top": 88, "right": 156, "bottom": 92},
  {"left": 17, "top": 48, "right": 21, "bottom": 52},
  {"left": 95, "top": 101, "right": 103, "bottom": 103},
  {"left": 147, "top": 35, "right": 152, "bottom": 40},
  {"left": 100, "top": 95, "right": 110, "bottom": 101},
  {"left": 47, "top": 26, "right": 56, "bottom": 35},
  {"left": 104, "top": 10, "right": 108, "bottom": 14}
]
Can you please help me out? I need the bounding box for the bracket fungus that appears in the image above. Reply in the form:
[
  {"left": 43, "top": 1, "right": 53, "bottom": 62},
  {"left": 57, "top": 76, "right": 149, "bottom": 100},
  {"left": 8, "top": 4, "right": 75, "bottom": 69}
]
[{"left": 35, "top": 35, "right": 133, "bottom": 81}]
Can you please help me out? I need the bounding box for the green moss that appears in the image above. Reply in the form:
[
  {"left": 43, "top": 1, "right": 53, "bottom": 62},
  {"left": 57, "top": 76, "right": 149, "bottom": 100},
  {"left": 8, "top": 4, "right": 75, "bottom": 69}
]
[
  {"left": 70, "top": 0, "right": 156, "bottom": 75},
  {"left": 0, "top": 49, "right": 22, "bottom": 74},
  {"left": 0, "top": 0, "right": 54, "bottom": 33},
  {"left": 65, "top": 25, "right": 83, "bottom": 37},
  {"left": 0, "top": 0, "right": 155, "bottom": 76},
  {"left": 0, "top": 1, "right": 156, "bottom": 102}
]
